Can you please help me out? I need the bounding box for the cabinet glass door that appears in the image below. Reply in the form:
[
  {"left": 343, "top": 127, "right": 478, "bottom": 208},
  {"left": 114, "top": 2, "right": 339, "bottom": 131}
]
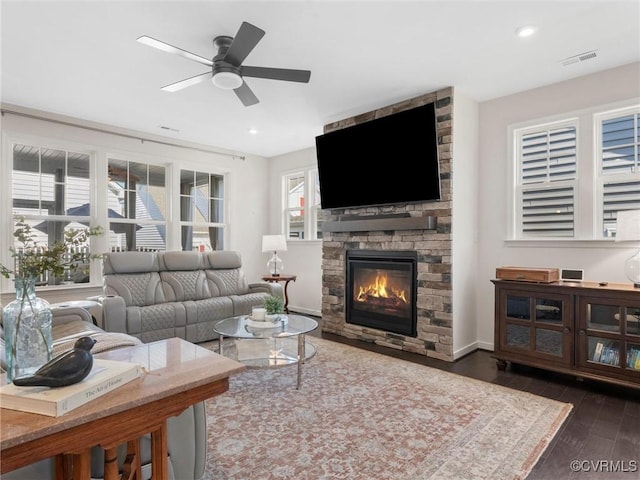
[
  {"left": 580, "top": 300, "right": 640, "bottom": 376},
  {"left": 502, "top": 292, "right": 569, "bottom": 363}
]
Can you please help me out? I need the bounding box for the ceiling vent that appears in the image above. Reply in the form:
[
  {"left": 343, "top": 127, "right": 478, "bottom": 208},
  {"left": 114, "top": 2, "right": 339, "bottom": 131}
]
[{"left": 560, "top": 50, "right": 599, "bottom": 67}]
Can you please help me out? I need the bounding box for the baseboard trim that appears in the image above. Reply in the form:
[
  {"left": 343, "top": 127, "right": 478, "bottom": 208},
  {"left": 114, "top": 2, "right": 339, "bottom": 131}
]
[
  {"left": 287, "top": 306, "right": 321, "bottom": 318},
  {"left": 454, "top": 340, "right": 494, "bottom": 360}
]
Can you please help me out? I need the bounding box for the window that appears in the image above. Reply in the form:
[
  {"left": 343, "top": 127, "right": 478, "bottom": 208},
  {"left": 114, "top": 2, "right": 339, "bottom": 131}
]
[
  {"left": 512, "top": 103, "right": 639, "bottom": 241},
  {"left": 179, "top": 169, "right": 225, "bottom": 251},
  {"left": 11, "top": 143, "right": 95, "bottom": 284},
  {"left": 515, "top": 121, "right": 577, "bottom": 237},
  {"left": 3, "top": 133, "right": 233, "bottom": 294},
  {"left": 596, "top": 109, "right": 640, "bottom": 237},
  {"left": 283, "top": 169, "right": 322, "bottom": 240},
  {"left": 107, "top": 158, "right": 167, "bottom": 252},
  {"left": 285, "top": 173, "right": 305, "bottom": 239}
]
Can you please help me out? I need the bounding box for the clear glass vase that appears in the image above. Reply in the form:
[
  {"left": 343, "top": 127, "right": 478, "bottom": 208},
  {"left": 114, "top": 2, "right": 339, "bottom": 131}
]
[{"left": 2, "top": 277, "right": 53, "bottom": 383}]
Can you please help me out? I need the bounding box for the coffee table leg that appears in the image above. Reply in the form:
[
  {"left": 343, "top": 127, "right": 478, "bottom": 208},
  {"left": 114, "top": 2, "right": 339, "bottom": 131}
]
[
  {"left": 218, "top": 334, "right": 224, "bottom": 355},
  {"left": 296, "top": 334, "right": 306, "bottom": 390}
]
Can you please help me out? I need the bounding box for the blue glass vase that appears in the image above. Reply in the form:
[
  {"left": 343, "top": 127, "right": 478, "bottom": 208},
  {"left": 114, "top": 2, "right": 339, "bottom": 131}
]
[{"left": 2, "top": 277, "right": 53, "bottom": 383}]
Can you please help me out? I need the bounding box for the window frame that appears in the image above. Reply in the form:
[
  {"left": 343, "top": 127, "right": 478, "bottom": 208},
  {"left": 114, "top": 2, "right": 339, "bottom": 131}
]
[
  {"left": 1, "top": 135, "right": 104, "bottom": 292},
  {"left": 282, "top": 167, "right": 323, "bottom": 241},
  {"left": 507, "top": 100, "right": 640, "bottom": 245},
  {"left": 178, "top": 167, "right": 228, "bottom": 252},
  {"left": 594, "top": 106, "right": 640, "bottom": 239},
  {"left": 513, "top": 118, "right": 579, "bottom": 239},
  {"left": 106, "top": 155, "right": 169, "bottom": 253}
]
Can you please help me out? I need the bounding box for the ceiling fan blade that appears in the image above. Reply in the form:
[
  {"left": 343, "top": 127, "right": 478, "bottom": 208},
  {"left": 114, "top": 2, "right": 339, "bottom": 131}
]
[
  {"left": 223, "top": 22, "right": 265, "bottom": 66},
  {"left": 233, "top": 81, "right": 259, "bottom": 107},
  {"left": 161, "top": 72, "right": 211, "bottom": 92},
  {"left": 137, "top": 35, "right": 213, "bottom": 67},
  {"left": 241, "top": 66, "right": 311, "bottom": 83}
]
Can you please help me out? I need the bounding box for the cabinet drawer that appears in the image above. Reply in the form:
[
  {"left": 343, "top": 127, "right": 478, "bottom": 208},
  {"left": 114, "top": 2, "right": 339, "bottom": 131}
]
[{"left": 496, "top": 267, "right": 559, "bottom": 283}]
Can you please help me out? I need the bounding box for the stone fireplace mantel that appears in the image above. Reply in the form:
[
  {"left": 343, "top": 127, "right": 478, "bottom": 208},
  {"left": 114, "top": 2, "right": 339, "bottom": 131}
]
[
  {"left": 322, "top": 214, "right": 437, "bottom": 232},
  {"left": 320, "top": 87, "right": 454, "bottom": 361}
]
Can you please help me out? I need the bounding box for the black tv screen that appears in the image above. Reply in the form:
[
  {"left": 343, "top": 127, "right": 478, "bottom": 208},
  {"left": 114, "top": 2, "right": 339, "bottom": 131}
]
[{"left": 315, "top": 102, "right": 440, "bottom": 209}]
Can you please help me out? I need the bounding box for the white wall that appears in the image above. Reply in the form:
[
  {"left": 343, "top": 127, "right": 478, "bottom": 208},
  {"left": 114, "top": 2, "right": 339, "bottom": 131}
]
[
  {"left": 477, "top": 62, "right": 640, "bottom": 349},
  {"left": 0, "top": 106, "right": 270, "bottom": 304},
  {"left": 266, "top": 147, "right": 322, "bottom": 316},
  {"left": 451, "top": 90, "right": 480, "bottom": 357}
]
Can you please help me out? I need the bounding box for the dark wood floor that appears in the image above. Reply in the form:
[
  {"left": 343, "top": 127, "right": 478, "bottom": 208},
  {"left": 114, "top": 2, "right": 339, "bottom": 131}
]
[{"left": 306, "top": 321, "right": 640, "bottom": 479}]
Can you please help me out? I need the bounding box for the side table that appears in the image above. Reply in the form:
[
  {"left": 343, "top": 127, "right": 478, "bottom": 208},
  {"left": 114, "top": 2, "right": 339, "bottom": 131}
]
[
  {"left": 262, "top": 274, "right": 297, "bottom": 313},
  {"left": 1, "top": 338, "right": 245, "bottom": 480}
]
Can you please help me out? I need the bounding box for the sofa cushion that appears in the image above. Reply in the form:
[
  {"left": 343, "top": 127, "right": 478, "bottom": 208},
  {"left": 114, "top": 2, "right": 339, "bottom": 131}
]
[
  {"left": 183, "top": 297, "right": 234, "bottom": 343},
  {"left": 103, "top": 251, "right": 159, "bottom": 274},
  {"left": 125, "top": 302, "right": 187, "bottom": 343},
  {"left": 203, "top": 251, "right": 242, "bottom": 269},
  {"left": 158, "top": 251, "right": 203, "bottom": 271},
  {"left": 161, "top": 270, "right": 211, "bottom": 302},
  {"left": 105, "top": 272, "right": 166, "bottom": 307},
  {"left": 205, "top": 269, "right": 250, "bottom": 296}
]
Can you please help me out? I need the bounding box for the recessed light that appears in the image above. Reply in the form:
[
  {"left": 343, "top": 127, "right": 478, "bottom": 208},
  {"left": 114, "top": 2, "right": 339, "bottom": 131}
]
[
  {"left": 515, "top": 25, "right": 537, "bottom": 38},
  {"left": 248, "top": 128, "right": 258, "bottom": 135}
]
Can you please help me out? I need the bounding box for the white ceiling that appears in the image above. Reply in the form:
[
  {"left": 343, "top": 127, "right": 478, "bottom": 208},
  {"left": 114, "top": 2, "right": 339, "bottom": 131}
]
[{"left": 1, "top": 1, "right": 639, "bottom": 158}]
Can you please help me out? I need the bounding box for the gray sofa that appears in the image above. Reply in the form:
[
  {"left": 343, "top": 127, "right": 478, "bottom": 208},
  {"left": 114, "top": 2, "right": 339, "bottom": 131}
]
[
  {"left": 101, "top": 250, "right": 283, "bottom": 343},
  {"left": 1, "top": 305, "right": 207, "bottom": 480}
]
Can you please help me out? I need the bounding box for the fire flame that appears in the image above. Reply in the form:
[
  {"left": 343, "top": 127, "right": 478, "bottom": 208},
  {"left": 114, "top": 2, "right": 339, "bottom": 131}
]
[{"left": 356, "top": 274, "right": 407, "bottom": 303}]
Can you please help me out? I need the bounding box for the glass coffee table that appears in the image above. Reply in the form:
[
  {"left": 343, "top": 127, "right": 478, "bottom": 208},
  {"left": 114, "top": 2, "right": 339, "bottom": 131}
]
[{"left": 213, "top": 314, "right": 318, "bottom": 389}]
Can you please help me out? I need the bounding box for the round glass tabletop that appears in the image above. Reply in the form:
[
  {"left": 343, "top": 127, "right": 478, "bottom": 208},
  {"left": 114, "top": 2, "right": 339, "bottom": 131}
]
[{"left": 213, "top": 314, "right": 318, "bottom": 339}]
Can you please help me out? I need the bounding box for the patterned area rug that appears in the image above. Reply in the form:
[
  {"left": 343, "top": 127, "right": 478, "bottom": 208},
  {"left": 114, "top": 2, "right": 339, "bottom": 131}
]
[{"left": 200, "top": 337, "right": 572, "bottom": 480}]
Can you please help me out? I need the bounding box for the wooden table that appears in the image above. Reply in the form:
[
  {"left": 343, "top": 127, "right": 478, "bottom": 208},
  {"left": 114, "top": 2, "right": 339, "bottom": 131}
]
[
  {"left": 0, "top": 338, "right": 245, "bottom": 480},
  {"left": 262, "top": 274, "right": 297, "bottom": 313}
]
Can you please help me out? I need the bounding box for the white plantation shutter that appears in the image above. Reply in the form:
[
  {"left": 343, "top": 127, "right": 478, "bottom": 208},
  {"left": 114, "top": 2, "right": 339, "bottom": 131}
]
[
  {"left": 599, "top": 112, "right": 640, "bottom": 237},
  {"left": 517, "top": 124, "right": 577, "bottom": 237}
]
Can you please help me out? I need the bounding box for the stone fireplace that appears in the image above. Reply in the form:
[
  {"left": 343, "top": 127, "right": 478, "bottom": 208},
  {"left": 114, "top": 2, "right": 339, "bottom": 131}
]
[{"left": 320, "top": 87, "right": 453, "bottom": 361}]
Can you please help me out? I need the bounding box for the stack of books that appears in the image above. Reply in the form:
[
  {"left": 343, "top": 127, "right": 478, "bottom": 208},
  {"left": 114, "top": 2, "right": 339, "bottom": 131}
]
[{"left": 0, "top": 359, "right": 143, "bottom": 417}]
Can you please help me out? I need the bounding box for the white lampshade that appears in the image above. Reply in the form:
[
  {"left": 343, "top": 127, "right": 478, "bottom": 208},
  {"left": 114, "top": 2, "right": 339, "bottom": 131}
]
[
  {"left": 615, "top": 209, "right": 640, "bottom": 288},
  {"left": 262, "top": 235, "right": 287, "bottom": 253}
]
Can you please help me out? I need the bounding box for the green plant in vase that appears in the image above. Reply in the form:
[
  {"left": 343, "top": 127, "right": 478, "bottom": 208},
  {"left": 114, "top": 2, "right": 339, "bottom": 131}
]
[
  {"left": 1, "top": 217, "right": 103, "bottom": 382},
  {"left": 263, "top": 295, "right": 285, "bottom": 319}
]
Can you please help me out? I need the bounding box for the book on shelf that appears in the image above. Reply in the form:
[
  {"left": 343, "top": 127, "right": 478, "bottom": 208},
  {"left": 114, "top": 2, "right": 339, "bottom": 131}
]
[
  {"left": 627, "top": 348, "right": 640, "bottom": 370},
  {"left": 0, "top": 358, "right": 143, "bottom": 417},
  {"left": 593, "top": 342, "right": 604, "bottom": 362}
]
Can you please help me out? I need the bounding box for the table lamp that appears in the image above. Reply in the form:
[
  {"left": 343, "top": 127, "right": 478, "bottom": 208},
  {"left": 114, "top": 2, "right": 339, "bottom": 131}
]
[
  {"left": 615, "top": 209, "right": 640, "bottom": 288},
  {"left": 262, "top": 234, "right": 287, "bottom": 276}
]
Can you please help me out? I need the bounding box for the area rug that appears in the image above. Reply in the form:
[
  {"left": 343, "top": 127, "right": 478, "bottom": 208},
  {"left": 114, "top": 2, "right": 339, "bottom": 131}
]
[{"left": 200, "top": 337, "right": 572, "bottom": 480}]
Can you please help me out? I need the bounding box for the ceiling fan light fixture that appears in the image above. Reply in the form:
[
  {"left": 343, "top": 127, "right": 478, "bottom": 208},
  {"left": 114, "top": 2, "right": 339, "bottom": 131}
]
[{"left": 212, "top": 71, "right": 243, "bottom": 90}]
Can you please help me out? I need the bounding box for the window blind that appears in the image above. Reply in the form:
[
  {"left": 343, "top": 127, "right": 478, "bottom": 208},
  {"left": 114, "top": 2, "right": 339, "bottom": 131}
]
[{"left": 519, "top": 125, "right": 577, "bottom": 237}]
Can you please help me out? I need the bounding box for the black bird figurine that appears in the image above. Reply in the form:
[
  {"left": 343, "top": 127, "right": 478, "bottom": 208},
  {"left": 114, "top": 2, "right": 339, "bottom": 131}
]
[{"left": 13, "top": 336, "right": 97, "bottom": 387}]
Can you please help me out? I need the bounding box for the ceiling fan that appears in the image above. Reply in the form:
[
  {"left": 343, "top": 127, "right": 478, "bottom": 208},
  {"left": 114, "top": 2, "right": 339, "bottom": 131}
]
[{"left": 137, "top": 21, "right": 311, "bottom": 107}]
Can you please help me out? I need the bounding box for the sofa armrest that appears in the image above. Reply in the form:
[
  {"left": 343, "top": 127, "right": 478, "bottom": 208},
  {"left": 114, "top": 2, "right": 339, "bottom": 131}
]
[
  {"left": 50, "top": 305, "right": 95, "bottom": 326},
  {"left": 101, "top": 295, "right": 128, "bottom": 334},
  {"left": 248, "top": 281, "right": 284, "bottom": 299}
]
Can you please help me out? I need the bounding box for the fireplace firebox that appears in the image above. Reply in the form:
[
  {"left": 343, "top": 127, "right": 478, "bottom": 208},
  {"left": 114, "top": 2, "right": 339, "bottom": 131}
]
[{"left": 346, "top": 250, "right": 417, "bottom": 337}]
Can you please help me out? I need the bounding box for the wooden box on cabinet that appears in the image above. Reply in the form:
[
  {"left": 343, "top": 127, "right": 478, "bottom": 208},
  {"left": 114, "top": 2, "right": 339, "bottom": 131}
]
[
  {"left": 495, "top": 266, "right": 559, "bottom": 283},
  {"left": 492, "top": 279, "right": 640, "bottom": 390}
]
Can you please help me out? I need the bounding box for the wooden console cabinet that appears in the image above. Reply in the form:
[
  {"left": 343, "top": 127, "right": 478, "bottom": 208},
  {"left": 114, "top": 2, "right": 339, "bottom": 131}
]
[{"left": 492, "top": 279, "right": 640, "bottom": 389}]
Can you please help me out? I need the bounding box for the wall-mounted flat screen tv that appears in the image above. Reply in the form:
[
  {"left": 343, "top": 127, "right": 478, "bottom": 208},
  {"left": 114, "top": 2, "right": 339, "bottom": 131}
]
[{"left": 315, "top": 101, "right": 440, "bottom": 210}]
